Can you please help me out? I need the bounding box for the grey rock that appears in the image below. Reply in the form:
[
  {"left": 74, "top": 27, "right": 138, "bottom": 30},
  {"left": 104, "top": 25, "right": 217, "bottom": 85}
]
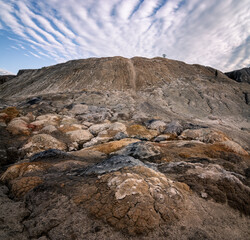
[
  {"left": 165, "top": 120, "right": 183, "bottom": 135},
  {"left": 84, "top": 155, "right": 147, "bottom": 175},
  {"left": 114, "top": 132, "right": 128, "bottom": 140},
  {"left": 146, "top": 119, "right": 167, "bottom": 133},
  {"left": 69, "top": 104, "right": 88, "bottom": 115},
  {"left": 112, "top": 141, "right": 161, "bottom": 162},
  {"left": 30, "top": 149, "right": 71, "bottom": 162}
]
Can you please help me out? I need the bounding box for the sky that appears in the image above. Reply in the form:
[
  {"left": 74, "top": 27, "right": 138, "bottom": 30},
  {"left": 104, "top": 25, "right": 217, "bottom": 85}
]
[{"left": 0, "top": 0, "right": 249, "bottom": 74}]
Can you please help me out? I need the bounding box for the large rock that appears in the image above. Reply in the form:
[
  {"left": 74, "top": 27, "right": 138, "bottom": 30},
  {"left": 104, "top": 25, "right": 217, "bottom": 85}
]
[
  {"left": 179, "top": 128, "right": 229, "bottom": 143},
  {"left": 69, "top": 104, "right": 88, "bottom": 115},
  {"left": 113, "top": 141, "right": 161, "bottom": 162},
  {"left": 86, "top": 138, "right": 140, "bottom": 154},
  {"left": 89, "top": 122, "right": 111, "bottom": 135},
  {"left": 30, "top": 114, "right": 61, "bottom": 129},
  {"left": 126, "top": 124, "right": 158, "bottom": 140},
  {"left": 66, "top": 130, "right": 93, "bottom": 144},
  {"left": 6, "top": 118, "right": 30, "bottom": 135},
  {"left": 74, "top": 165, "right": 189, "bottom": 235},
  {"left": 0, "top": 107, "right": 19, "bottom": 123},
  {"left": 164, "top": 121, "right": 183, "bottom": 135},
  {"left": 214, "top": 140, "right": 249, "bottom": 156},
  {"left": 21, "top": 134, "right": 67, "bottom": 156},
  {"left": 146, "top": 120, "right": 167, "bottom": 133}
]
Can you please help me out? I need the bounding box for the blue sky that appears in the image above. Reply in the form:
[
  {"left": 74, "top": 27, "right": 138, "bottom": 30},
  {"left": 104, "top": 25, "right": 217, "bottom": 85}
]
[{"left": 0, "top": 0, "right": 249, "bottom": 74}]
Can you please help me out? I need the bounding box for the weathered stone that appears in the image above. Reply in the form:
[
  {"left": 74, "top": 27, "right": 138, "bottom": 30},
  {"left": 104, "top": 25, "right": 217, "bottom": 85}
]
[
  {"left": 179, "top": 128, "right": 229, "bottom": 143},
  {"left": 146, "top": 120, "right": 167, "bottom": 133},
  {"left": 58, "top": 124, "right": 86, "bottom": 133},
  {"left": 0, "top": 107, "right": 19, "bottom": 122},
  {"left": 164, "top": 121, "right": 183, "bottom": 135},
  {"left": 7, "top": 118, "right": 30, "bottom": 135},
  {"left": 154, "top": 133, "right": 177, "bottom": 142},
  {"left": 126, "top": 124, "right": 158, "bottom": 140},
  {"left": 82, "top": 136, "right": 110, "bottom": 148},
  {"left": 70, "top": 149, "right": 107, "bottom": 163},
  {"left": 114, "top": 132, "right": 128, "bottom": 140},
  {"left": 89, "top": 122, "right": 111, "bottom": 135},
  {"left": 1, "top": 162, "right": 51, "bottom": 182},
  {"left": 74, "top": 165, "right": 188, "bottom": 235},
  {"left": 30, "top": 149, "right": 71, "bottom": 162},
  {"left": 83, "top": 155, "right": 147, "bottom": 175},
  {"left": 66, "top": 130, "right": 93, "bottom": 144},
  {"left": 30, "top": 114, "right": 60, "bottom": 129},
  {"left": 113, "top": 141, "right": 161, "bottom": 162},
  {"left": 10, "top": 176, "right": 43, "bottom": 197},
  {"left": 214, "top": 140, "right": 248, "bottom": 156},
  {"left": 21, "top": 134, "right": 67, "bottom": 156},
  {"left": 60, "top": 116, "right": 78, "bottom": 125},
  {"left": 40, "top": 125, "right": 57, "bottom": 133},
  {"left": 70, "top": 104, "right": 88, "bottom": 115},
  {"left": 86, "top": 138, "right": 140, "bottom": 154}
]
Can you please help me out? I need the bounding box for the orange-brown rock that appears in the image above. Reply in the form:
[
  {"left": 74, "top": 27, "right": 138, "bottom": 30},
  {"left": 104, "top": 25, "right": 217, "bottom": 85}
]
[
  {"left": 86, "top": 138, "right": 140, "bottom": 154},
  {"left": 6, "top": 118, "right": 30, "bottom": 135},
  {"left": 21, "top": 134, "right": 67, "bottom": 156},
  {"left": 127, "top": 124, "right": 158, "bottom": 140},
  {"left": 0, "top": 107, "right": 19, "bottom": 123},
  {"left": 179, "top": 128, "right": 229, "bottom": 143},
  {"left": 0, "top": 162, "right": 51, "bottom": 182},
  {"left": 74, "top": 166, "right": 189, "bottom": 235},
  {"left": 10, "top": 176, "right": 43, "bottom": 197}
]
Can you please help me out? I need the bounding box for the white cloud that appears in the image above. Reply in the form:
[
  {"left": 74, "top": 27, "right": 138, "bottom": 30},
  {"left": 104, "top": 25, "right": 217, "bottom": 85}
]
[
  {"left": 29, "top": 51, "right": 41, "bottom": 58},
  {"left": 0, "top": 0, "right": 249, "bottom": 71}
]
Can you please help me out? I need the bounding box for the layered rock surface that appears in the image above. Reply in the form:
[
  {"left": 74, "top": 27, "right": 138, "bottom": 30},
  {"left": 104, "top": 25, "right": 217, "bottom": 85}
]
[{"left": 0, "top": 57, "right": 249, "bottom": 239}]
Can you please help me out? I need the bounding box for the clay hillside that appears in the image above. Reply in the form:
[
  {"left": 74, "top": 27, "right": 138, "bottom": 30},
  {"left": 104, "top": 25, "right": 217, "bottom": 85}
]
[{"left": 0, "top": 57, "right": 249, "bottom": 240}]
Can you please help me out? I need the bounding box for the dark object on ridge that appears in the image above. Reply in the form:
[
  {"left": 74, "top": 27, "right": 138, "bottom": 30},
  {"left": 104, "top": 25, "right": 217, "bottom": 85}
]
[
  {"left": 26, "top": 97, "right": 42, "bottom": 105},
  {"left": 225, "top": 67, "right": 250, "bottom": 84}
]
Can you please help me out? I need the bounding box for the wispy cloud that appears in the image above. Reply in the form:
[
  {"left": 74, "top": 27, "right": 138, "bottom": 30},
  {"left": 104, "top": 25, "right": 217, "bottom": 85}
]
[{"left": 0, "top": 0, "right": 249, "bottom": 71}]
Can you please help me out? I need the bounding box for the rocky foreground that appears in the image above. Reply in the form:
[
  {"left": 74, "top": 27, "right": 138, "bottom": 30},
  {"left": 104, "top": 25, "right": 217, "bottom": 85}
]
[{"left": 0, "top": 57, "right": 249, "bottom": 240}]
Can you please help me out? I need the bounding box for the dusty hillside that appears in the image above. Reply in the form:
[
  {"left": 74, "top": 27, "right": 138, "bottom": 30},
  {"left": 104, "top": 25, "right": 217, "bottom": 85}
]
[
  {"left": 0, "top": 57, "right": 249, "bottom": 240},
  {"left": 0, "top": 56, "right": 232, "bottom": 96}
]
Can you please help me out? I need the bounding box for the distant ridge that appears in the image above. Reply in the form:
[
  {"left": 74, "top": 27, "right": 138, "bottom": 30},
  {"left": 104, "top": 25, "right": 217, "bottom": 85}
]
[
  {"left": 0, "top": 56, "right": 230, "bottom": 98},
  {"left": 225, "top": 67, "right": 250, "bottom": 84}
]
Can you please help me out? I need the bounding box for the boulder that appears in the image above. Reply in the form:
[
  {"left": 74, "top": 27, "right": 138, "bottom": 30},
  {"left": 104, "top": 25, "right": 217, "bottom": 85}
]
[
  {"left": 214, "top": 140, "right": 248, "bottom": 156},
  {"left": 113, "top": 141, "right": 161, "bottom": 162},
  {"left": 66, "top": 130, "right": 93, "bottom": 144},
  {"left": 70, "top": 149, "right": 107, "bottom": 163},
  {"left": 21, "top": 134, "right": 67, "bottom": 156},
  {"left": 58, "top": 124, "right": 86, "bottom": 133},
  {"left": 40, "top": 125, "right": 57, "bottom": 133},
  {"left": 146, "top": 120, "right": 167, "bottom": 133},
  {"left": 30, "top": 114, "right": 61, "bottom": 129},
  {"left": 126, "top": 124, "right": 158, "bottom": 140},
  {"left": 82, "top": 136, "right": 110, "bottom": 148},
  {"left": 164, "top": 121, "right": 183, "bottom": 135},
  {"left": 60, "top": 116, "right": 78, "bottom": 125},
  {"left": 154, "top": 133, "right": 177, "bottom": 142},
  {"left": 179, "top": 128, "right": 229, "bottom": 143},
  {"left": 86, "top": 138, "right": 140, "bottom": 154},
  {"left": 69, "top": 104, "right": 88, "bottom": 115},
  {"left": 74, "top": 165, "right": 189, "bottom": 235},
  {"left": 7, "top": 118, "right": 30, "bottom": 135},
  {"left": 89, "top": 122, "right": 111, "bottom": 135},
  {"left": 0, "top": 107, "right": 19, "bottom": 123}
]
